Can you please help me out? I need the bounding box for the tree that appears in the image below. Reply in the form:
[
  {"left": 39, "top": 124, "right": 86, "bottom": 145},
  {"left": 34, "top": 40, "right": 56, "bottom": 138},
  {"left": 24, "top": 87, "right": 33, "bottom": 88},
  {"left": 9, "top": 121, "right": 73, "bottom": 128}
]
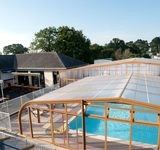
[
  {"left": 134, "top": 39, "right": 149, "bottom": 56},
  {"left": 29, "top": 26, "right": 57, "bottom": 52},
  {"left": 150, "top": 37, "right": 160, "bottom": 55},
  {"left": 3, "top": 44, "right": 28, "bottom": 55},
  {"left": 115, "top": 48, "right": 122, "bottom": 60},
  {"left": 99, "top": 48, "right": 115, "bottom": 60},
  {"left": 122, "top": 49, "right": 131, "bottom": 59},
  {"left": 130, "top": 53, "right": 139, "bottom": 58},
  {"left": 143, "top": 53, "right": 151, "bottom": 58},
  {"left": 54, "top": 26, "right": 91, "bottom": 63},
  {"left": 115, "top": 48, "right": 132, "bottom": 60},
  {"left": 107, "top": 38, "right": 126, "bottom": 52},
  {"left": 90, "top": 43, "right": 103, "bottom": 62},
  {"left": 126, "top": 41, "right": 140, "bottom": 55},
  {"left": 100, "top": 44, "right": 115, "bottom": 59}
]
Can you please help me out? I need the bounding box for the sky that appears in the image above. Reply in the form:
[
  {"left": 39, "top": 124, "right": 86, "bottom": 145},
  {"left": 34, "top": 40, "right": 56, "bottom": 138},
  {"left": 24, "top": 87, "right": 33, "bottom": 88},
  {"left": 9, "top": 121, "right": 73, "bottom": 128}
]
[{"left": 0, "top": 0, "right": 160, "bottom": 53}]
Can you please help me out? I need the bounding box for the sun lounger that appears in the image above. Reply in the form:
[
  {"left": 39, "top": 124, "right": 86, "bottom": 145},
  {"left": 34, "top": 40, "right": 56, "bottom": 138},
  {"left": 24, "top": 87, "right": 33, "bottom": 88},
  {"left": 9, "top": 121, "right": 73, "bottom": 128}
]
[{"left": 30, "top": 107, "right": 43, "bottom": 117}]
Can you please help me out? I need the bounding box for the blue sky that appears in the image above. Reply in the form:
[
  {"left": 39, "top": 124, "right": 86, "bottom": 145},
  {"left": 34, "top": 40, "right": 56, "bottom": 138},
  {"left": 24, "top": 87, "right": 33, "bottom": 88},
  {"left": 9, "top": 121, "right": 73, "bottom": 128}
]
[{"left": 0, "top": 0, "right": 160, "bottom": 53}]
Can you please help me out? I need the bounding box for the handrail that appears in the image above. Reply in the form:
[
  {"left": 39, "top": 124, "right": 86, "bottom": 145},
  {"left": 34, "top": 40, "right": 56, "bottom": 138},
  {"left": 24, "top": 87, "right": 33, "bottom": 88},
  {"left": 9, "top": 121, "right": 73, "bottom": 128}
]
[
  {"left": 0, "top": 136, "right": 10, "bottom": 142},
  {"left": 0, "top": 131, "right": 56, "bottom": 150},
  {"left": 21, "top": 145, "right": 35, "bottom": 150}
]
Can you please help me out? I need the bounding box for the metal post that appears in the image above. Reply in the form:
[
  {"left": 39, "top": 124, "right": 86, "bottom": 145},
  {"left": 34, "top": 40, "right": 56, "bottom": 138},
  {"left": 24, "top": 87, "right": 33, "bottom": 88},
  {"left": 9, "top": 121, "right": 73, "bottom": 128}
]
[
  {"left": 65, "top": 104, "right": 69, "bottom": 148},
  {"left": 50, "top": 104, "right": 54, "bottom": 144},
  {"left": 20, "top": 96, "right": 23, "bottom": 106},
  {"left": 6, "top": 101, "right": 9, "bottom": 113},
  {"left": 43, "top": 88, "right": 44, "bottom": 95},
  {"left": 1, "top": 82, "right": 4, "bottom": 103},
  {"left": 8, "top": 113, "right": 12, "bottom": 131},
  {"left": 76, "top": 116, "right": 79, "bottom": 150},
  {"left": 129, "top": 105, "right": 134, "bottom": 150},
  {"left": 157, "top": 114, "right": 160, "bottom": 150},
  {"left": 105, "top": 102, "right": 107, "bottom": 150},
  {"left": 32, "top": 92, "right": 34, "bottom": 99},
  {"left": 38, "top": 75, "right": 40, "bottom": 88},
  {"left": 13, "top": 75, "right": 14, "bottom": 85},
  {"left": 81, "top": 100, "right": 86, "bottom": 150},
  {"left": 37, "top": 109, "right": 40, "bottom": 123},
  {"left": 62, "top": 114, "right": 65, "bottom": 146},
  {"left": 28, "top": 107, "right": 33, "bottom": 138}
]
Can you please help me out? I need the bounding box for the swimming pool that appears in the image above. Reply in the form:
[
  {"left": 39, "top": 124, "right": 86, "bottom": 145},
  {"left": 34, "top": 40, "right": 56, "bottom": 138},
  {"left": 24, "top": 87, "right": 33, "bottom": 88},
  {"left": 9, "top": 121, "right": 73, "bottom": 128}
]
[{"left": 69, "top": 103, "right": 158, "bottom": 145}]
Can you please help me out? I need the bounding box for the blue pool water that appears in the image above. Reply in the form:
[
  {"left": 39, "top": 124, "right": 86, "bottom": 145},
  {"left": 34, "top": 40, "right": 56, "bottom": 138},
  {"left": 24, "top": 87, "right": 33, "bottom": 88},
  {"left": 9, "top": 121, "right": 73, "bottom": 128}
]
[{"left": 69, "top": 103, "right": 158, "bottom": 145}]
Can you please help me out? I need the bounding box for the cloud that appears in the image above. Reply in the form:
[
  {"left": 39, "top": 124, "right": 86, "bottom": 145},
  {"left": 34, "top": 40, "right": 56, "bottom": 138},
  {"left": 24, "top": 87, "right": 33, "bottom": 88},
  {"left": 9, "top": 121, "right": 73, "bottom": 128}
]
[{"left": 0, "top": 30, "right": 34, "bottom": 53}]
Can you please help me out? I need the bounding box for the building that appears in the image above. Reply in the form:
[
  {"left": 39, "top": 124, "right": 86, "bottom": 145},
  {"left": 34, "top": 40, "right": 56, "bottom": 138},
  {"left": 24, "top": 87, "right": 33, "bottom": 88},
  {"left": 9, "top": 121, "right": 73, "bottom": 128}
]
[
  {"left": 18, "top": 73, "right": 160, "bottom": 150},
  {"left": 151, "top": 53, "right": 160, "bottom": 59},
  {"left": 94, "top": 58, "right": 112, "bottom": 64},
  {"left": 2, "top": 57, "right": 160, "bottom": 150},
  {"left": 0, "top": 52, "right": 88, "bottom": 87},
  {"left": 18, "top": 57, "right": 160, "bottom": 149}
]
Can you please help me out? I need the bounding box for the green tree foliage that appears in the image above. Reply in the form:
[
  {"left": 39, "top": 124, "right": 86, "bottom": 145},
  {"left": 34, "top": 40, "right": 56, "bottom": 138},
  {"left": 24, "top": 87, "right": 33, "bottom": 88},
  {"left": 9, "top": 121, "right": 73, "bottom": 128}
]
[
  {"left": 90, "top": 43, "right": 103, "bottom": 62},
  {"left": 30, "top": 26, "right": 91, "bottom": 63},
  {"left": 130, "top": 53, "right": 139, "bottom": 58},
  {"left": 107, "top": 38, "right": 126, "bottom": 52},
  {"left": 30, "top": 26, "right": 57, "bottom": 52},
  {"left": 114, "top": 48, "right": 132, "bottom": 60},
  {"left": 126, "top": 41, "right": 140, "bottom": 55},
  {"left": 134, "top": 39, "right": 149, "bottom": 56},
  {"left": 29, "top": 25, "right": 155, "bottom": 63},
  {"left": 150, "top": 37, "right": 160, "bottom": 55},
  {"left": 99, "top": 47, "right": 115, "bottom": 60},
  {"left": 143, "top": 53, "right": 151, "bottom": 58},
  {"left": 122, "top": 49, "right": 132, "bottom": 59},
  {"left": 3, "top": 44, "right": 28, "bottom": 55},
  {"left": 97, "top": 38, "right": 126, "bottom": 61},
  {"left": 55, "top": 26, "right": 91, "bottom": 63},
  {"left": 115, "top": 48, "right": 122, "bottom": 60}
]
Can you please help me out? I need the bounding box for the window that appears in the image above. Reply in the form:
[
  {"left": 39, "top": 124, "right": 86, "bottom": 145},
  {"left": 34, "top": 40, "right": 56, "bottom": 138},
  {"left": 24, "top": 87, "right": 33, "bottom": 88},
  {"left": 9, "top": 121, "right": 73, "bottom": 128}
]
[{"left": 32, "top": 71, "right": 45, "bottom": 87}]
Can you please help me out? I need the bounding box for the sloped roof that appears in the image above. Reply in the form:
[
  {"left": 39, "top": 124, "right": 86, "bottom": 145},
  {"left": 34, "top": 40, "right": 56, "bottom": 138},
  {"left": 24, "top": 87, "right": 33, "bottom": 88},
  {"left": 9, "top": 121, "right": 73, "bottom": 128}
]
[
  {"left": 65, "top": 58, "right": 160, "bottom": 71},
  {"left": 90, "top": 58, "right": 160, "bottom": 67},
  {"left": 15, "top": 52, "right": 88, "bottom": 69},
  {"left": 0, "top": 55, "right": 15, "bottom": 70},
  {"left": 33, "top": 73, "right": 160, "bottom": 109}
]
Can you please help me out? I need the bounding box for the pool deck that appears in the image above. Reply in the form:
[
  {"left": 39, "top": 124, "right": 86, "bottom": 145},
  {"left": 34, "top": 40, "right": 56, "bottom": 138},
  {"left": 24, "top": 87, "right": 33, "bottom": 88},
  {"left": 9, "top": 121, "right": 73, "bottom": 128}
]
[{"left": 6, "top": 103, "right": 158, "bottom": 150}]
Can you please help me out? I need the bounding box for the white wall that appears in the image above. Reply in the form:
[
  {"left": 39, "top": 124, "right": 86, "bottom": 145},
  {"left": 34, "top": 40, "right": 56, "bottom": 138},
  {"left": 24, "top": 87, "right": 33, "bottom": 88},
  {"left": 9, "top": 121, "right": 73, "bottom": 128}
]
[{"left": 44, "top": 71, "right": 53, "bottom": 87}]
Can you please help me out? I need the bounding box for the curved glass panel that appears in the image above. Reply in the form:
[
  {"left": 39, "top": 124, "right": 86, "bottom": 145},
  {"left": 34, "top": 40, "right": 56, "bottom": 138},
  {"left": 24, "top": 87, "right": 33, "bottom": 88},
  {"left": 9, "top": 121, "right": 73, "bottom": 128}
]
[
  {"left": 148, "top": 86, "right": 159, "bottom": 94},
  {"left": 121, "top": 90, "right": 135, "bottom": 100},
  {"left": 134, "top": 92, "right": 148, "bottom": 103},
  {"left": 107, "top": 89, "right": 122, "bottom": 97},
  {"left": 137, "top": 85, "right": 146, "bottom": 92},
  {"left": 149, "top": 94, "right": 160, "bottom": 105}
]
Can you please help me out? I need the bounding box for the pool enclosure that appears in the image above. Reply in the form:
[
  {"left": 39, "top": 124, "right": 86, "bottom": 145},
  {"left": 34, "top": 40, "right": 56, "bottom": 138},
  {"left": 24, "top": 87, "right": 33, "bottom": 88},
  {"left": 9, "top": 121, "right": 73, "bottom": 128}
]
[
  {"left": 59, "top": 58, "right": 160, "bottom": 87},
  {"left": 18, "top": 73, "right": 160, "bottom": 150}
]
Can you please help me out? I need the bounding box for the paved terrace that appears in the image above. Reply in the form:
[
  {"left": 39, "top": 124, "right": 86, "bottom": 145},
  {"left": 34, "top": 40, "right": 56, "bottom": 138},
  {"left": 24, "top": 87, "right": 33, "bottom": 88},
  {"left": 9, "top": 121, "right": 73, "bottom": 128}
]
[
  {"left": 0, "top": 88, "right": 26, "bottom": 100},
  {"left": 7, "top": 103, "right": 157, "bottom": 150}
]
